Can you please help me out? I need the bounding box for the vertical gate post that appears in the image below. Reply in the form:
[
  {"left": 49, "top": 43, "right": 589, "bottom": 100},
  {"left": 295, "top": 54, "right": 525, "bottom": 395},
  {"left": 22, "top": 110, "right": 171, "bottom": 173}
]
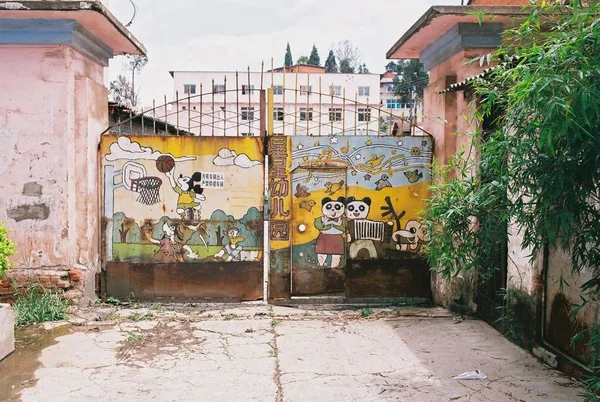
[
  {"left": 260, "top": 89, "right": 266, "bottom": 136},
  {"left": 267, "top": 88, "right": 274, "bottom": 136}
]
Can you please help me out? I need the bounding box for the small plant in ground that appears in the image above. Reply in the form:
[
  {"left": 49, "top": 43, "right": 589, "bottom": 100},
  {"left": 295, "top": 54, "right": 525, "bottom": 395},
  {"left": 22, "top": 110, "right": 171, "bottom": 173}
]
[
  {"left": 128, "top": 311, "right": 154, "bottom": 322},
  {"left": 0, "top": 221, "right": 16, "bottom": 281},
  {"left": 223, "top": 313, "right": 238, "bottom": 321},
  {"left": 270, "top": 319, "right": 278, "bottom": 328},
  {"left": 125, "top": 332, "right": 143, "bottom": 342},
  {"left": 360, "top": 308, "right": 373, "bottom": 318},
  {"left": 12, "top": 284, "right": 69, "bottom": 327},
  {"left": 105, "top": 296, "right": 121, "bottom": 305},
  {"left": 268, "top": 347, "right": 278, "bottom": 357}
]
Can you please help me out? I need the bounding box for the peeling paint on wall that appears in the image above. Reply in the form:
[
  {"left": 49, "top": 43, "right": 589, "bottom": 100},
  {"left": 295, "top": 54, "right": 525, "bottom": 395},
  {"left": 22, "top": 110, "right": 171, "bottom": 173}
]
[{"left": 7, "top": 203, "right": 50, "bottom": 222}]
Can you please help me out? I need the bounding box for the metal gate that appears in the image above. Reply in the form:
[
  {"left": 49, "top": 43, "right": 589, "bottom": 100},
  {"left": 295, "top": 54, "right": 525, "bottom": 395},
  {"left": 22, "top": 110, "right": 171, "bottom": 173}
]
[{"left": 101, "top": 68, "right": 434, "bottom": 301}]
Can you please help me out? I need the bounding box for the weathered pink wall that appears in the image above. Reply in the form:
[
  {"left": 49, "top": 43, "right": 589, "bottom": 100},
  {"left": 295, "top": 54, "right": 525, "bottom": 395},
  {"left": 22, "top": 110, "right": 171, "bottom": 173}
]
[
  {"left": 422, "top": 49, "right": 497, "bottom": 309},
  {"left": 0, "top": 45, "right": 107, "bottom": 304}
]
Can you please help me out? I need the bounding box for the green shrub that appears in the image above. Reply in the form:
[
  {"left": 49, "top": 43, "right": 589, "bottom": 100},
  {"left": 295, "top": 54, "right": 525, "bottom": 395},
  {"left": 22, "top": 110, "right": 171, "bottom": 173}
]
[
  {"left": 13, "top": 284, "right": 69, "bottom": 327},
  {"left": 0, "top": 221, "right": 16, "bottom": 279}
]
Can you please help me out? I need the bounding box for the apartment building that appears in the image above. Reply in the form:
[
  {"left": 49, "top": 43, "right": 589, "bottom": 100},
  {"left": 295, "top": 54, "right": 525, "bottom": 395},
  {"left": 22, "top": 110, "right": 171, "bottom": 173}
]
[{"left": 166, "top": 67, "right": 383, "bottom": 136}]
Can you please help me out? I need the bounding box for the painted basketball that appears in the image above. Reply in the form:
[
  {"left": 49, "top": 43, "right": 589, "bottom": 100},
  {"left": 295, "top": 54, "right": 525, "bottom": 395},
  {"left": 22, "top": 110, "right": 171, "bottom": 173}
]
[{"left": 156, "top": 155, "right": 175, "bottom": 173}]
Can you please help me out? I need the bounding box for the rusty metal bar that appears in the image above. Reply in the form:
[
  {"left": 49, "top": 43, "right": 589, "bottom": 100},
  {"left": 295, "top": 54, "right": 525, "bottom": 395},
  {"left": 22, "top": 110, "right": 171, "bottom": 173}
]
[
  {"left": 366, "top": 96, "right": 370, "bottom": 134},
  {"left": 199, "top": 83, "right": 203, "bottom": 136},
  {"left": 306, "top": 73, "right": 310, "bottom": 136},
  {"left": 342, "top": 88, "right": 346, "bottom": 136},
  {"left": 267, "top": 87, "right": 274, "bottom": 136},
  {"left": 260, "top": 60, "right": 264, "bottom": 91},
  {"left": 318, "top": 76, "right": 322, "bottom": 137},
  {"left": 211, "top": 79, "right": 215, "bottom": 136},
  {"left": 259, "top": 89, "right": 266, "bottom": 137},
  {"left": 129, "top": 109, "right": 133, "bottom": 133},
  {"left": 354, "top": 92, "right": 358, "bottom": 136},
  {"left": 188, "top": 94, "right": 191, "bottom": 134},
  {"left": 247, "top": 66, "right": 251, "bottom": 136},
  {"left": 176, "top": 90, "right": 180, "bottom": 136},
  {"left": 141, "top": 106, "right": 144, "bottom": 134},
  {"left": 294, "top": 68, "right": 298, "bottom": 135},
  {"left": 152, "top": 99, "right": 156, "bottom": 134},
  {"left": 282, "top": 65, "right": 286, "bottom": 136},
  {"left": 164, "top": 95, "right": 167, "bottom": 134},
  {"left": 330, "top": 85, "right": 334, "bottom": 136},
  {"left": 235, "top": 72, "right": 240, "bottom": 137},
  {"left": 377, "top": 100, "right": 381, "bottom": 136},
  {"left": 224, "top": 75, "right": 227, "bottom": 136}
]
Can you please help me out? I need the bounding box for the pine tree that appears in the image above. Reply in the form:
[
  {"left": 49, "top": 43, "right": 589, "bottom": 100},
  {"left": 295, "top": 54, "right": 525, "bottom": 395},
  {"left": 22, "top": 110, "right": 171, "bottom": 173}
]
[
  {"left": 308, "top": 44, "right": 320, "bottom": 66},
  {"left": 339, "top": 59, "right": 354, "bottom": 73},
  {"left": 284, "top": 43, "right": 293, "bottom": 67},
  {"left": 324, "top": 50, "right": 338, "bottom": 73}
]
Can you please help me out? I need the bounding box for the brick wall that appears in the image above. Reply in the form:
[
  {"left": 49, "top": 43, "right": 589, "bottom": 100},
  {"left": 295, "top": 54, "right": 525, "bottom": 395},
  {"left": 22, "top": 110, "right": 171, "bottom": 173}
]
[{"left": 0, "top": 268, "right": 84, "bottom": 304}]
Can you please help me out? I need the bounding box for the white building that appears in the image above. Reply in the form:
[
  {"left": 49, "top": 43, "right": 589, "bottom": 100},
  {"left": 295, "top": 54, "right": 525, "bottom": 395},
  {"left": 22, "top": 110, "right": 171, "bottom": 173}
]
[{"left": 165, "top": 66, "right": 386, "bottom": 136}]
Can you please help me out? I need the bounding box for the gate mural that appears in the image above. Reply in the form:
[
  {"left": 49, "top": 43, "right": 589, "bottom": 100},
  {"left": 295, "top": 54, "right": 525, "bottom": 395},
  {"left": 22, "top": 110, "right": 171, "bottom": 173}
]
[
  {"left": 101, "top": 135, "right": 265, "bottom": 300},
  {"left": 102, "top": 69, "right": 434, "bottom": 300}
]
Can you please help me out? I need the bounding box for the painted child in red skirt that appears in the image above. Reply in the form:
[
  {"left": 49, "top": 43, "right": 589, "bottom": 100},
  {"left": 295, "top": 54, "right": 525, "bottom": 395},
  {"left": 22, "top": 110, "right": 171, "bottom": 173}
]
[{"left": 314, "top": 196, "right": 346, "bottom": 268}]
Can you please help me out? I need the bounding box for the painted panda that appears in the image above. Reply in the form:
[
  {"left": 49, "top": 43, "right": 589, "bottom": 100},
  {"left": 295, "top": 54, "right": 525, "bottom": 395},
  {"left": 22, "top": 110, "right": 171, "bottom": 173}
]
[
  {"left": 314, "top": 196, "right": 346, "bottom": 268},
  {"left": 346, "top": 196, "right": 371, "bottom": 220}
]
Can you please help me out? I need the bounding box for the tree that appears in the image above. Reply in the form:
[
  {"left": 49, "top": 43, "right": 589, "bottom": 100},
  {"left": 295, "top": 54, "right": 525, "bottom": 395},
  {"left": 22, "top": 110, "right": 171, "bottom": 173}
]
[
  {"left": 422, "top": 4, "right": 600, "bottom": 395},
  {"left": 297, "top": 55, "right": 309, "bottom": 64},
  {"left": 333, "top": 40, "right": 361, "bottom": 73},
  {"left": 109, "top": 75, "right": 136, "bottom": 108},
  {"left": 0, "top": 221, "right": 15, "bottom": 279},
  {"left": 390, "top": 59, "right": 429, "bottom": 104},
  {"left": 284, "top": 43, "right": 293, "bottom": 67},
  {"left": 339, "top": 59, "right": 354, "bottom": 73},
  {"left": 324, "top": 50, "right": 338, "bottom": 73},
  {"left": 358, "top": 63, "right": 370, "bottom": 74},
  {"left": 109, "top": 54, "right": 148, "bottom": 108},
  {"left": 308, "top": 44, "right": 320, "bottom": 66}
]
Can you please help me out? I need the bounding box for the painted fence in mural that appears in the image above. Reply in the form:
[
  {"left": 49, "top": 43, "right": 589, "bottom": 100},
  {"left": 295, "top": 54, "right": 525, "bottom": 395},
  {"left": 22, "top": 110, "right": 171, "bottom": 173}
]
[
  {"left": 101, "top": 135, "right": 265, "bottom": 265},
  {"left": 269, "top": 134, "right": 433, "bottom": 274}
]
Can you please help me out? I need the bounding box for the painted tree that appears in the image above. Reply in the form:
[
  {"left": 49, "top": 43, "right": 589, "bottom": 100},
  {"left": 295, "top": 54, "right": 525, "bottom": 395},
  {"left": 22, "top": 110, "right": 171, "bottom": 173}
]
[
  {"left": 324, "top": 50, "right": 338, "bottom": 73},
  {"left": 284, "top": 43, "right": 293, "bottom": 67},
  {"left": 308, "top": 44, "right": 321, "bottom": 66}
]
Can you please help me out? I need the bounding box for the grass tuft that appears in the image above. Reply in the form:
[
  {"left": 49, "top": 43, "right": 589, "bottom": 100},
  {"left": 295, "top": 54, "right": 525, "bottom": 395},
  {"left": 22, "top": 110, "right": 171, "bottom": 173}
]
[{"left": 13, "top": 284, "right": 69, "bottom": 327}]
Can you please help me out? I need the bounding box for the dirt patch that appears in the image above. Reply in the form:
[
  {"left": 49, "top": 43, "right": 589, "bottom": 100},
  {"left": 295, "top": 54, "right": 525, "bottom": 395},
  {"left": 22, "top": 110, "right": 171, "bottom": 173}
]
[{"left": 0, "top": 325, "right": 71, "bottom": 402}]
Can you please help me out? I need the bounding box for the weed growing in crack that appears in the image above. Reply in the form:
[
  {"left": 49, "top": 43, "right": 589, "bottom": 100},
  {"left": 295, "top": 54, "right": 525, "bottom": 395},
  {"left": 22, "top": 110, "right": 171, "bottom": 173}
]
[
  {"left": 128, "top": 312, "right": 154, "bottom": 322},
  {"left": 269, "top": 347, "right": 278, "bottom": 358},
  {"left": 125, "top": 332, "right": 143, "bottom": 342},
  {"left": 271, "top": 319, "right": 279, "bottom": 328},
  {"left": 223, "top": 313, "right": 238, "bottom": 321},
  {"left": 360, "top": 308, "right": 373, "bottom": 318},
  {"left": 105, "top": 296, "right": 121, "bottom": 305},
  {"left": 13, "top": 284, "right": 69, "bottom": 327},
  {"left": 302, "top": 312, "right": 312, "bottom": 317}
]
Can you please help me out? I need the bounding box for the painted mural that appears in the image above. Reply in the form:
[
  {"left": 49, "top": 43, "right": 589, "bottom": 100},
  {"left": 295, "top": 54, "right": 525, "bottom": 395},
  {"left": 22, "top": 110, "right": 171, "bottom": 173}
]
[
  {"left": 101, "top": 136, "right": 264, "bottom": 263},
  {"left": 286, "top": 135, "right": 433, "bottom": 270}
]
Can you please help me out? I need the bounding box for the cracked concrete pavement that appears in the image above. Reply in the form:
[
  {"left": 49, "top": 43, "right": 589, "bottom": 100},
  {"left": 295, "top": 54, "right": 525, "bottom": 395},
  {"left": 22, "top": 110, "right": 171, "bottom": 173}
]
[{"left": 1, "top": 305, "right": 583, "bottom": 402}]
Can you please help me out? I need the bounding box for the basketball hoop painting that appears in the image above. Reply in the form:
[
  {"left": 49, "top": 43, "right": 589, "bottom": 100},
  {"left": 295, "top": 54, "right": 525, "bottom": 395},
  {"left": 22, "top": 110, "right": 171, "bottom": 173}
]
[{"left": 101, "top": 136, "right": 265, "bottom": 264}]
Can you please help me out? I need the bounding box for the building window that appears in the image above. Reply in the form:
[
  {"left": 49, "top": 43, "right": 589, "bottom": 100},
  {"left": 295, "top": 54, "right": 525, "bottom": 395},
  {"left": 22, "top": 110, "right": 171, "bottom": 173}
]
[
  {"left": 330, "top": 85, "right": 341, "bottom": 96},
  {"left": 386, "top": 84, "right": 394, "bottom": 93},
  {"left": 386, "top": 99, "right": 405, "bottom": 109},
  {"left": 241, "top": 132, "right": 254, "bottom": 137},
  {"left": 273, "top": 85, "right": 284, "bottom": 95},
  {"left": 242, "top": 84, "right": 255, "bottom": 95},
  {"left": 300, "top": 85, "right": 312, "bottom": 96},
  {"left": 241, "top": 107, "right": 255, "bottom": 121},
  {"left": 358, "top": 86, "right": 370, "bottom": 96},
  {"left": 328, "top": 108, "right": 342, "bottom": 122},
  {"left": 300, "top": 108, "right": 313, "bottom": 121},
  {"left": 358, "top": 108, "right": 371, "bottom": 122},
  {"left": 274, "top": 107, "right": 284, "bottom": 121},
  {"left": 212, "top": 84, "right": 226, "bottom": 94},
  {"left": 183, "top": 84, "right": 196, "bottom": 95}
]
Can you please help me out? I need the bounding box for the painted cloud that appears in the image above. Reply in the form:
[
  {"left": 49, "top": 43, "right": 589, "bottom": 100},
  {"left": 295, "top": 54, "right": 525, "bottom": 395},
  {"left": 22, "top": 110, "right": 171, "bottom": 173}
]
[
  {"left": 105, "top": 137, "right": 196, "bottom": 162},
  {"left": 213, "top": 148, "right": 261, "bottom": 169}
]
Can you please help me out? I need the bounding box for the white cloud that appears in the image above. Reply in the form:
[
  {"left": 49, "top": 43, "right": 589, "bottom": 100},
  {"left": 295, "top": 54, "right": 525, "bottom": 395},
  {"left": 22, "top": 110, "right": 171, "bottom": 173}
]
[
  {"left": 213, "top": 148, "right": 261, "bottom": 168},
  {"left": 105, "top": 136, "right": 196, "bottom": 162}
]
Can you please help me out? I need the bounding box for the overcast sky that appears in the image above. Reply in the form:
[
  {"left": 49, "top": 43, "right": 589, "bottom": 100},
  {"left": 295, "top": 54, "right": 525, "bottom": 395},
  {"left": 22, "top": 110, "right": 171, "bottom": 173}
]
[{"left": 108, "top": 0, "right": 458, "bottom": 106}]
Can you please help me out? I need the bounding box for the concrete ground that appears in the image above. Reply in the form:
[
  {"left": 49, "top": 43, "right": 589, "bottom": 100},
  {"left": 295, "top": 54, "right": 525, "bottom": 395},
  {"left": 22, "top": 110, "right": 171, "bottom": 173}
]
[{"left": 0, "top": 304, "right": 583, "bottom": 402}]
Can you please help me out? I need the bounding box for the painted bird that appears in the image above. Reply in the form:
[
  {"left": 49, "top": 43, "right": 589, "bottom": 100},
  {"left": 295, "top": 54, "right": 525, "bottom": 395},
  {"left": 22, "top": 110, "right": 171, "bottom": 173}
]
[
  {"left": 325, "top": 180, "right": 344, "bottom": 195},
  {"left": 300, "top": 199, "right": 316, "bottom": 212},
  {"left": 295, "top": 183, "right": 311, "bottom": 198},
  {"left": 404, "top": 169, "right": 423, "bottom": 184},
  {"left": 366, "top": 154, "right": 385, "bottom": 168}
]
